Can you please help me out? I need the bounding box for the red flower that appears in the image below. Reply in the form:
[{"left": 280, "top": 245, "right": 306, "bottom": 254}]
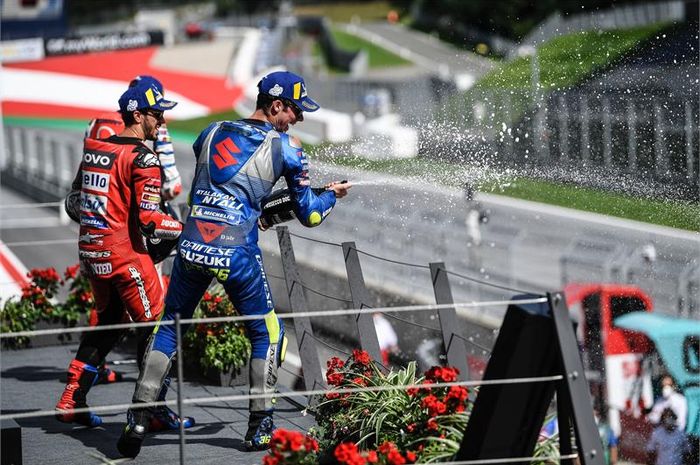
[
  {"left": 352, "top": 349, "right": 371, "bottom": 366},
  {"left": 64, "top": 264, "right": 80, "bottom": 280},
  {"left": 406, "top": 387, "right": 419, "bottom": 397},
  {"left": 327, "top": 356, "right": 345, "bottom": 370},
  {"left": 335, "top": 442, "right": 366, "bottom": 465},
  {"left": 366, "top": 450, "right": 379, "bottom": 463},
  {"left": 267, "top": 428, "right": 317, "bottom": 458},
  {"left": 351, "top": 376, "right": 367, "bottom": 386},
  {"left": 421, "top": 395, "right": 447, "bottom": 416},
  {"left": 425, "top": 366, "right": 459, "bottom": 383},
  {"left": 327, "top": 371, "right": 344, "bottom": 386},
  {"left": 446, "top": 385, "right": 468, "bottom": 401},
  {"left": 305, "top": 436, "right": 319, "bottom": 452},
  {"left": 262, "top": 455, "right": 279, "bottom": 465},
  {"left": 326, "top": 392, "right": 340, "bottom": 400},
  {"left": 289, "top": 434, "right": 304, "bottom": 451},
  {"left": 426, "top": 418, "right": 438, "bottom": 431},
  {"left": 405, "top": 451, "right": 417, "bottom": 463},
  {"left": 378, "top": 441, "right": 396, "bottom": 455},
  {"left": 387, "top": 449, "right": 406, "bottom": 465},
  {"left": 406, "top": 423, "right": 416, "bottom": 433}
]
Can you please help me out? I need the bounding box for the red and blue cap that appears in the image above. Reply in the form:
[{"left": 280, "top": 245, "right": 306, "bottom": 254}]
[
  {"left": 118, "top": 78, "right": 177, "bottom": 113},
  {"left": 257, "top": 71, "right": 319, "bottom": 112}
]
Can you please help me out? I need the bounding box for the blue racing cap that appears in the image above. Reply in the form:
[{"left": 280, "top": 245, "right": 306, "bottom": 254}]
[
  {"left": 118, "top": 79, "right": 177, "bottom": 113},
  {"left": 129, "top": 75, "right": 163, "bottom": 94},
  {"left": 257, "top": 71, "right": 319, "bottom": 112}
]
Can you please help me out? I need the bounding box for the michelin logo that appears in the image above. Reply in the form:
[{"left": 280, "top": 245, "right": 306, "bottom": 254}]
[{"left": 191, "top": 205, "right": 243, "bottom": 225}]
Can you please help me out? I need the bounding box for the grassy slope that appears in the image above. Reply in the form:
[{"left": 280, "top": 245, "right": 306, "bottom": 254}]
[
  {"left": 329, "top": 27, "right": 412, "bottom": 68},
  {"left": 475, "top": 23, "right": 669, "bottom": 91},
  {"left": 293, "top": 1, "right": 396, "bottom": 23}
]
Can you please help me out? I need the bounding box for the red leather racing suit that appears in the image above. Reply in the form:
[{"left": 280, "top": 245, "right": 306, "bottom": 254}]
[
  {"left": 84, "top": 111, "right": 182, "bottom": 199},
  {"left": 77, "top": 136, "right": 182, "bottom": 323}
]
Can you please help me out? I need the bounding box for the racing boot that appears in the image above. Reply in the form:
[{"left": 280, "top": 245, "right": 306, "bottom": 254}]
[
  {"left": 244, "top": 411, "right": 275, "bottom": 451},
  {"left": 95, "top": 363, "right": 123, "bottom": 385},
  {"left": 55, "top": 360, "right": 102, "bottom": 427},
  {"left": 148, "top": 377, "right": 196, "bottom": 432},
  {"left": 117, "top": 407, "right": 151, "bottom": 458}
]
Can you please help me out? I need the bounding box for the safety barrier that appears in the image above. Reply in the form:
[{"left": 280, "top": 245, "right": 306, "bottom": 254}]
[
  {"left": 0, "top": 224, "right": 605, "bottom": 465},
  {"left": 1, "top": 124, "right": 698, "bottom": 321}
]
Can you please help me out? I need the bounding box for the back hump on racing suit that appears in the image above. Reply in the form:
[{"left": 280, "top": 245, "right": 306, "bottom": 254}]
[
  {"left": 85, "top": 112, "right": 125, "bottom": 140},
  {"left": 181, "top": 119, "right": 336, "bottom": 261}
]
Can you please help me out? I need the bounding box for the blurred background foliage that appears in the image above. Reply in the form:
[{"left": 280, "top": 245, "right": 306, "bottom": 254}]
[{"left": 66, "top": 0, "right": 642, "bottom": 40}]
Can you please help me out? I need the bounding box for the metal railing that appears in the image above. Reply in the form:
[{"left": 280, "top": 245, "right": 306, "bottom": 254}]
[{"left": 0, "top": 224, "right": 603, "bottom": 465}]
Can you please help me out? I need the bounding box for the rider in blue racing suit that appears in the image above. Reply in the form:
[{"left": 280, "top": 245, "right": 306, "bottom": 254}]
[{"left": 117, "top": 71, "right": 352, "bottom": 458}]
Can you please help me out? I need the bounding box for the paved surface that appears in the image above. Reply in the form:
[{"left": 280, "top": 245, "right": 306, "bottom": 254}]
[
  {"left": 150, "top": 39, "right": 238, "bottom": 78},
  {"left": 0, "top": 341, "right": 314, "bottom": 465},
  {"left": 342, "top": 22, "right": 496, "bottom": 87}
]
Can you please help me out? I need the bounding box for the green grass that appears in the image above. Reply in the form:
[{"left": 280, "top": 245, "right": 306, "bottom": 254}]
[
  {"left": 165, "top": 109, "right": 242, "bottom": 139},
  {"left": 329, "top": 26, "right": 411, "bottom": 68},
  {"left": 294, "top": 1, "right": 398, "bottom": 23},
  {"left": 4, "top": 110, "right": 243, "bottom": 140},
  {"left": 3, "top": 116, "right": 87, "bottom": 132},
  {"left": 308, "top": 147, "right": 700, "bottom": 231},
  {"left": 440, "top": 22, "right": 673, "bottom": 145},
  {"left": 487, "top": 178, "right": 700, "bottom": 231},
  {"left": 475, "top": 23, "right": 669, "bottom": 91}
]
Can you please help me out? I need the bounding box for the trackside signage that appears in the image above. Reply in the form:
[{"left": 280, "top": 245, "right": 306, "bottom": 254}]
[{"left": 44, "top": 30, "right": 164, "bottom": 56}]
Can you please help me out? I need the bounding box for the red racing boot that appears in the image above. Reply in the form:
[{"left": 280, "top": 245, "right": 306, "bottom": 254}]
[
  {"left": 95, "top": 364, "right": 123, "bottom": 385},
  {"left": 55, "top": 360, "right": 103, "bottom": 427}
]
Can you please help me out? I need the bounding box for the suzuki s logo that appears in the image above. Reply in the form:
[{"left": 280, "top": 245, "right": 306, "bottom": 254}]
[
  {"left": 83, "top": 150, "right": 116, "bottom": 169},
  {"left": 212, "top": 137, "right": 241, "bottom": 170}
]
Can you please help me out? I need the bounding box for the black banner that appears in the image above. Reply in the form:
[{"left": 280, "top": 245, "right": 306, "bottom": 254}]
[{"left": 44, "top": 30, "right": 164, "bottom": 56}]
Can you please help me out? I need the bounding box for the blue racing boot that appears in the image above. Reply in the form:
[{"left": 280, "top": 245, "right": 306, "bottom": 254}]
[
  {"left": 244, "top": 413, "right": 275, "bottom": 451},
  {"left": 148, "top": 377, "right": 196, "bottom": 432},
  {"left": 117, "top": 408, "right": 150, "bottom": 458}
]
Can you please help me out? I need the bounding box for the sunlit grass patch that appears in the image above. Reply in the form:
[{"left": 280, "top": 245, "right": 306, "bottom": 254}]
[
  {"left": 309, "top": 147, "right": 699, "bottom": 231},
  {"left": 293, "top": 1, "right": 397, "bottom": 23}
]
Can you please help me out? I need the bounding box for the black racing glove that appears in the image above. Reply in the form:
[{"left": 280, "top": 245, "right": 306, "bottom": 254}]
[{"left": 258, "top": 187, "right": 326, "bottom": 231}]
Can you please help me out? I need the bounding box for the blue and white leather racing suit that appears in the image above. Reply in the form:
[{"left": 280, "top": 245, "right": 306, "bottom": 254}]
[{"left": 131, "top": 119, "right": 336, "bottom": 415}]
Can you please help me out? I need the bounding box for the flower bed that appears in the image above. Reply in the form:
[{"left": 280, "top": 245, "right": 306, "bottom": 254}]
[
  {"left": 0, "top": 267, "right": 252, "bottom": 386},
  {"left": 262, "top": 350, "right": 560, "bottom": 464},
  {"left": 0, "top": 265, "right": 94, "bottom": 349}
]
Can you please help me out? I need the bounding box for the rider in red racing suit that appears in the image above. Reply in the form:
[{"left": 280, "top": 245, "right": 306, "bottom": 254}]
[{"left": 55, "top": 79, "right": 182, "bottom": 428}]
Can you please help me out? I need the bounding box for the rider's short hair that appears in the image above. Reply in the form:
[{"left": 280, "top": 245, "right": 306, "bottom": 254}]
[{"left": 121, "top": 110, "right": 137, "bottom": 126}]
